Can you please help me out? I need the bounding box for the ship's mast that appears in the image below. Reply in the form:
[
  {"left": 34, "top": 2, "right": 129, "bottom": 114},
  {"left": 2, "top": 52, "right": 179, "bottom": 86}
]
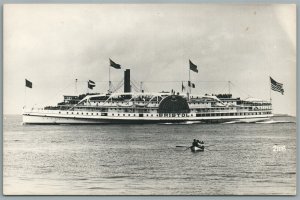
[
  {"left": 86, "top": 81, "right": 89, "bottom": 94},
  {"left": 140, "top": 81, "right": 143, "bottom": 92},
  {"left": 24, "top": 85, "right": 27, "bottom": 108},
  {"left": 75, "top": 79, "right": 78, "bottom": 95},
  {"left": 187, "top": 66, "right": 191, "bottom": 101},
  {"left": 269, "top": 76, "right": 272, "bottom": 102},
  {"left": 187, "top": 60, "right": 198, "bottom": 98},
  {"left": 108, "top": 64, "right": 111, "bottom": 93},
  {"left": 189, "top": 67, "right": 191, "bottom": 94}
]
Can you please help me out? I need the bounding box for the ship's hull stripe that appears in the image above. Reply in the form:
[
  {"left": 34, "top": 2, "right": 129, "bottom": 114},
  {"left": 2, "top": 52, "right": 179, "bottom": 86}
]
[{"left": 22, "top": 113, "right": 272, "bottom": 124}]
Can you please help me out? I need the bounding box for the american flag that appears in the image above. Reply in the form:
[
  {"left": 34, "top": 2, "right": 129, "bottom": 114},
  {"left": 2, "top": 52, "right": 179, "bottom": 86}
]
[
  {"left": 270, "top": 77, "right": 284, "bottom": 95},
  {"left": 189, "top": 60, "right": 198, "bottom": 73}
]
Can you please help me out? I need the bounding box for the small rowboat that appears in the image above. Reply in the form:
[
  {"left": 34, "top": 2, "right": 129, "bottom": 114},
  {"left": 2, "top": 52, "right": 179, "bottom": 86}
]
[{"left": 191, "top": 146, "right": 204, "bottom": 152}]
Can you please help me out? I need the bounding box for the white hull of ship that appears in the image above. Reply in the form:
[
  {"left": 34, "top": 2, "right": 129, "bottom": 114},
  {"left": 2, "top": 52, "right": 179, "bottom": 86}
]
[{"left": 22, "top": 113, "right": 273, "bottom": 124}]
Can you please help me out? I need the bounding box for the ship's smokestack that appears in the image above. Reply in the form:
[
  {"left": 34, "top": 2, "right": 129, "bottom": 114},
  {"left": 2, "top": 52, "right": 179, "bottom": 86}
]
[{"left": 124, "top": 69, "right": 131, "bottom": 93}]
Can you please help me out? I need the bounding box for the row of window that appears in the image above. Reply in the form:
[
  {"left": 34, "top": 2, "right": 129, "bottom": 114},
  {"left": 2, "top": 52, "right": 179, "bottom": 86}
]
[
  {"left": 243, "top": 103, "right": 271, "bottom": 106},
  {"left": 112, "top": 113, "right": 146, "bottom": 117},
  {"left": 195, "top": 107, "right": 271, "bottom": 112},
  {"left": 59, "top": 111, "right": 144, "bottom": 117},
  {"left": 86, "top": 101, "right": 270, "bottom": 107},
  {"left": 195, "top": 107, "right": 235, "bottom": 111},
  {"left": 88, "top": 101, "right": 159, "bottom": 105},
  {"left": 196, "top": 112, "right": 272, "bottom": 117},
  {"left": 59, "top": 111, "right": 106, "bottom": 116},
  {"left": 57, "top": 111, "right": 271, "bottom": 117},
  {"left": 108, "top": 108, "right": 158, "bottom": 113},
  {"left": 190, "top": 102, "right": 211, "bottom": 105}
]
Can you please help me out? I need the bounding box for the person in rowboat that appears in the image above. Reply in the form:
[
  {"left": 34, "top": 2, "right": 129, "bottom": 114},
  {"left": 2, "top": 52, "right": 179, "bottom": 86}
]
[
  {"left": 197, "top": 140, "right": 205, "bottom": 146},
  {"left": 196, "top": 140, "right": 205, "bottom": 150},
  {"left": 192, "top": 139, "right": 199, "bottom": 147},
  {"left": 192, "top": 139, "right": 203, "bottom": 147},
  {"left": 191, "top": 139, "right": 205, "bottom": 151}
]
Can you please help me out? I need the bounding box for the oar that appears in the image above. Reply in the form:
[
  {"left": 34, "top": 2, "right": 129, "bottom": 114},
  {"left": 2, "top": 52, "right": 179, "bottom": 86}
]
[
  {"left": 205, "top": 145, "right": 216, "bottom": 148},
  {"left": 185, "top": 146, "right": 192, "bottom": 151},
  {"left": 205, "top": 148, "right": 224, "bottom": 151},
  {"left": 176, "top": 144, "right": 213, "bottom": 148}
]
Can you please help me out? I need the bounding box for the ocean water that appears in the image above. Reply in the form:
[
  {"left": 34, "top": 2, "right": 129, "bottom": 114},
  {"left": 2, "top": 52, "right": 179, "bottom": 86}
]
[{"left": 3, "top": 115, "right": 296, "bottom": 195}]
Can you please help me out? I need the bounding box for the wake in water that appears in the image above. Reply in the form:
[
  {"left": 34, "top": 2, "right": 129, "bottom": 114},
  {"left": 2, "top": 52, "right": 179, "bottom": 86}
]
[
  {"left": 160, "top": 119, "right": 294, "bottom": 125},
  {"left": 256, "top": 120, "right": 295, "bottom": 124},
  {"left": 223, "top": 120, "right": 295, "bottom": 124}
]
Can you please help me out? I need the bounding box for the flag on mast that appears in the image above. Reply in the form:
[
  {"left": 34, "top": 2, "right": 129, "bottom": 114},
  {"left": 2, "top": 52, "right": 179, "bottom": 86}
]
[
  {"left": 182, "top": 82, "right": 185, "bottom": 92},
  {"left": 189, "top": 60, "right": 198, "bottom": 73},
  {"left": 270, "top": 77, "right": 284, "bottom": 95},
  {"left": 109, "top": 59, "right": 121, "bottom": 69},
  {"left": 88, "top": 80, "right": 96, "bottom": 89},
  {"left": 188, "top": 81, "right": 195, "bottom": 88},
  {"left": 25, "top": 79, "right": 32, "bottom": 88}
]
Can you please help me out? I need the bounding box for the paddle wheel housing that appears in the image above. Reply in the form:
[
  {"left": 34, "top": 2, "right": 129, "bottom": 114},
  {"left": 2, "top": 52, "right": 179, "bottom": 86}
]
[{"left": 158, "top": 95, "right": 190, "bottom": 113}]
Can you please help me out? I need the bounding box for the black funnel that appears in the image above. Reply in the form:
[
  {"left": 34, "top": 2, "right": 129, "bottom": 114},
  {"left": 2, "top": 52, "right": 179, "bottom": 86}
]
[{"left": 124, "top": 69, "right": 131, "bottom": 93}]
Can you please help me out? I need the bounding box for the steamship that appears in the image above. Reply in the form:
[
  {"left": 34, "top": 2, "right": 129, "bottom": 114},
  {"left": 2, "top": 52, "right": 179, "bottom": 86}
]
[{"left": 22, "top": 69, "right": 273, "bottom": 124}]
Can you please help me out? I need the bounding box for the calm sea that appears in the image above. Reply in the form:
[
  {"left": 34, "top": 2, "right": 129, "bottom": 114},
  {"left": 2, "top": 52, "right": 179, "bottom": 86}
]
[{"left": 3, "top": 115, "right": 296, "bottom": 195}]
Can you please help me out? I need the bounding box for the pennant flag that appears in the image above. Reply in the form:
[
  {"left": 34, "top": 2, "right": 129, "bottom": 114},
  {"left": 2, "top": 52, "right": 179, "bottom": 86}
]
[
  {"left": 109, "top": 59, "right": 121, "bottom": 69},
  {"left": 182, "top": 82, "right": 185, "bottom": 92},
  {"left": 189, "top": 60, "right": 198, "bottom": 73},
  {"left": 187, "top": 81, "right": 195, "bottom": 88},
  {"left": 270, "top": 77, "right": 284, "bottom": 95},
  {"left": 88, "top": 80, "right": 96, "bottom": 90},
  {"left": 25, "top": 79, "right": 32, "bottom": 88}
]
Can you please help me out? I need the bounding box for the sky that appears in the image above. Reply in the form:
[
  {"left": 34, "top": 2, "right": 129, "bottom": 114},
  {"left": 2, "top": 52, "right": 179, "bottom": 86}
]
[{"left": 3, "top": 4, "right": 296, "bottom": 115}]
